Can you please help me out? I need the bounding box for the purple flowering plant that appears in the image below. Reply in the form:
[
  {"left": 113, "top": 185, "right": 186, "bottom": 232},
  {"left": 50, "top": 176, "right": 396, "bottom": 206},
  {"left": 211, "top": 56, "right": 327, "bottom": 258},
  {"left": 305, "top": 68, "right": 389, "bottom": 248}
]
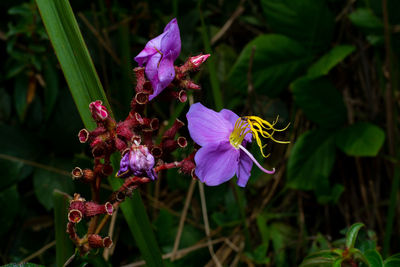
[{"left": 67, "top": 17, "right": 288, "bottom": 257}]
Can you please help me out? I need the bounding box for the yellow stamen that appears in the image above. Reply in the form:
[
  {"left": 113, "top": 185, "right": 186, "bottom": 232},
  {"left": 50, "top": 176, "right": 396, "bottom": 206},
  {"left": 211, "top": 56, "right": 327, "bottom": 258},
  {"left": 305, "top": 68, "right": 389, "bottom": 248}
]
[{"left": 229, "top": 116, "right": 290, "bottom": 158}]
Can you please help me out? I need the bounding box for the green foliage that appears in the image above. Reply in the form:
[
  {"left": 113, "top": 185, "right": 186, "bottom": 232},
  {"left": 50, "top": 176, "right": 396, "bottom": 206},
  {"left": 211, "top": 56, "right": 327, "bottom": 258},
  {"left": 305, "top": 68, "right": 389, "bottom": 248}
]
[
  {"left": 336, "top": 122, "right": 386, "bottom": 157},
  {"left": 260, "top": 0, "right": 334, "bottom": 50},
  {"left": 229, "top": 34, "right": 313, "bottom": 97},
  {"left": 287, "top": 129, "right": 336, "bottom": 191},
  {"left": 291, "top": 77, "right": 347, "bottom": 127}
]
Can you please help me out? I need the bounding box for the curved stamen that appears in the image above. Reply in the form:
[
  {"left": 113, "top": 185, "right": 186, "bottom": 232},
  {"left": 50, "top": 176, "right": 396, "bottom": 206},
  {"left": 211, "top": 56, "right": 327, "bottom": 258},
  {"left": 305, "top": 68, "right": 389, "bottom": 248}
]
[{"left": 238, "top": 144, "right": 275, "bottom": 174}]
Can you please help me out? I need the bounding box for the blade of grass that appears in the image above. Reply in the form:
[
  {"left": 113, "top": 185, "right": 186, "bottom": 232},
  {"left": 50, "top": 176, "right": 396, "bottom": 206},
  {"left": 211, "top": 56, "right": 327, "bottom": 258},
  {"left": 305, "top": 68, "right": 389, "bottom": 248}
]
[
  {"left": 53, "top": 190, "right": 74, "bottom": 267},
  {"left": 36, "top": 0, "right": 111, "bottom": 130},
  {"left": 36, "top": 1, "right": 163, "bottom": 265}
]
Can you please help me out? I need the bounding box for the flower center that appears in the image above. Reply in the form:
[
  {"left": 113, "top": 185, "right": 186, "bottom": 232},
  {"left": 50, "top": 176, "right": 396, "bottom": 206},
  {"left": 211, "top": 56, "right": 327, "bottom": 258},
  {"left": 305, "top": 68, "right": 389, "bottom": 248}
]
[
  {"left": 229, "top": 118, "right": 250, "bottom": 149},
  {"left": 229, "top": 116, "right": 290, "bottom": 157}
]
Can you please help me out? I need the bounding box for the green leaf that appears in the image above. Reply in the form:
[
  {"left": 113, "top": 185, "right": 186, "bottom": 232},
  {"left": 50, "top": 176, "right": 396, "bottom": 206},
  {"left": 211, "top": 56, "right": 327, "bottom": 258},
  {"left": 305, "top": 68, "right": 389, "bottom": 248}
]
[
  {"left": 287, "top": 129, "right": 336, "bottom": 191},
  {"left": 348, "top": 8, "right": 383, "bottom": 32},
  {"left": 345, "top": 223, "right": 365, "bottom": 249},
  {"left": 14, "top": 74, "right": 28, "bottom": 122},
  {"left": 33, "top": 158, "right": 74, "bottom": 210},
  {"left": 307, "top": 45, "right": 355, "bottom": 78},
  {"left": 53, "top": 190, "right": 74, "bottom": 267},
  {"left": 229, "top": 34, "right": 313, "bottom": 97},
  {"left": 261, "top": 0, "right": 334, "bottom": 50},
  {"left": 245, "top": 244, "right": 270, "bottom": 264},
  {"left": 348, "top": 8, "right": 384, "bottom": 46},
  {"left": 291, "top": 76, "right": 347, "bottom": 127},
  {"left": 384, "top": 253, "right": 400, "bottom": 267},
  {"left": 335, "top": 122, "right": 385, "bottom": 157},
  {"left": 299, "top": 251, "right": 338, "bottom": 267},
  {"left": 0, "top": 185, "right": 20, "bottom": 237},
  {"left": 36, "top": 0, "right": 111, "bottom": 130},
  {"left": 364, "top": 249, "right": 384, "bottom": 267},
  {"left": 315, "top": 182, "right": 344, "bottom": 205}
]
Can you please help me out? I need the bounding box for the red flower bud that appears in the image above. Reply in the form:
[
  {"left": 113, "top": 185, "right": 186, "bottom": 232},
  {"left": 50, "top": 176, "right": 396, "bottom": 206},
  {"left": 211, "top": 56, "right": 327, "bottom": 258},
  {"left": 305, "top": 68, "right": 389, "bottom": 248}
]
[
  {"left": 89, "top": 100, "right": 109, "bottom": 121},
  {"left": 189, "top": 54, "right": 210, "bottom": 69}
]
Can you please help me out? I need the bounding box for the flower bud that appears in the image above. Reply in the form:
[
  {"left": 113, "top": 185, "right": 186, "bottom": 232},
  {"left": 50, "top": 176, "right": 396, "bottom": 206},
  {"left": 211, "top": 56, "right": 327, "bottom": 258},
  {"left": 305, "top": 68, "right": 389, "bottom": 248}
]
[
  {"left": 89, "top": 100, "right": 108, "bottom": 121},
  {"left": 189, "top": 54, "right": 210, "bottom": 69},
  {"left": 85, "top": 201, "right": 113, "bottom": 217}
]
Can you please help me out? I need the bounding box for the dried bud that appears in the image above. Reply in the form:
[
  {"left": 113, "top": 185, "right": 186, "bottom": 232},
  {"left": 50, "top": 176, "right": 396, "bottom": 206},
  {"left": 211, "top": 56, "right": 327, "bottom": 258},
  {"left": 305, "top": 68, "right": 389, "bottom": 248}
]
[
  {"left": 180, "top": 159, "right": 196, "bottom": 176},
  {"left": 88, "top": 234, "right": 113, "bottom": 249},
  {"left": 71, "top": 167, "right": 83, "bottom": 180},
  {"left": 135, "top": 92, "right": 149, "bottom": 105},
  {"left": 162, "top": 139, "right": 178, "bottom": 153},
  {"left": 85, "top": 201, "right": 113, "bottom": 217},
  {"left": 89, "top": 100, "right": 108, "bottom": 121},
  {"left": 78, "top": 129, "right": 89, "bottom": 143},
  {"left": 115, "top": 137, "right": 127, "bottom": 152},
  {"left": 68, "top": 209, "right": 83, "bottom": 223},
  {"left": 189, "top": 54, "right": 210, "bottom": 69},
  {"left": 177, "top": 137, "right": 187, "bottom": 148},
  {"left": 163, "top": 119, "right": 185, "bottom": 140},
  {"left": 102, "top": 164, "right": 113, "bottom": 176},
  {"left": 150, "top": 118, "right": 159, "bottom": 130},
  {"left": 151, "top": 146, "right": 163, "bottom": 158},
  {"left": 82, "top": 169, "right": 95, "bottom": 182},
  {"left": 68, "top": 198, "right": 85, "bottom": 223}
]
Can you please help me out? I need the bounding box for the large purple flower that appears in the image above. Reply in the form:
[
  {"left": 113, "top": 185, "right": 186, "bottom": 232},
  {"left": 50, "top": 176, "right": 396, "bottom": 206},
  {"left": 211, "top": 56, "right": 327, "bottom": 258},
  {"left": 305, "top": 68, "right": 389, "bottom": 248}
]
[
  {"left": 186, "top": 103, "right": 287, "bottom": 187},
  {"left": 134, "top": 18, "right": 181, "bottom": 100}
]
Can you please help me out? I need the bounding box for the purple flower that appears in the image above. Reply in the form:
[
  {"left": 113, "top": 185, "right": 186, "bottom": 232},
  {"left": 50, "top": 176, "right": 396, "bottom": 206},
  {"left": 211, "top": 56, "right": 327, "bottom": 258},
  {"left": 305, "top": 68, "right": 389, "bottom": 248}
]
[
  {"left": 186, "top": 103, "right": 288, "bottom": 187},
  {"left": 134, "top": 18, "right": 181, "bottom": 100},
  {"left": 116, "top": 143, "right": 157, "bottom": 180}
]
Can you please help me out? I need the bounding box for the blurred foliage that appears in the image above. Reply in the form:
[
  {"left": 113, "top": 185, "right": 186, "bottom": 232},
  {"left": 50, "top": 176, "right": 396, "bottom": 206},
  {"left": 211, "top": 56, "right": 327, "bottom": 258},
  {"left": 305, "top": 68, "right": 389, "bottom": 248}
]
[{"left": 1, "top": 0, "right": 400, "bottom": 266}]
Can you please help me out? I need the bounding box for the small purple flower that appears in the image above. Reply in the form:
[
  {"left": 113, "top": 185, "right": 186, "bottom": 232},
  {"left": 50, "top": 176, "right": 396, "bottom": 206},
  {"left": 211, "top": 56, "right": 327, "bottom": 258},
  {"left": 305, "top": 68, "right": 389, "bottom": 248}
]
[
  {"left": 187, "top": 103, "right": 288, "bottom": 187},
  {"left": 134, "top": 18, "right": 181, "bottom": 100},
  {"left": 116, "top": 143, "right": 157, "bottom": 180}
]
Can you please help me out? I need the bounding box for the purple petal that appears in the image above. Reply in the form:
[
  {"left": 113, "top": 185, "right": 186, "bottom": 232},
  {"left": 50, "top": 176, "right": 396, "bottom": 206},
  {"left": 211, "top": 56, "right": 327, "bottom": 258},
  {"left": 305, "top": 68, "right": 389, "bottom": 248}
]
[
  {"left": 219, "top": 109, "right": 252, "bottom": 143},
  {"left": 148, "top": 52, "right": 175, "bottom": 100},
  {"left": 161, "top": 18, "right": 181, "bottom": 61},
  {"left": 236, "top": 149, "right": 253, "bottom": 187},
  {"left": 186, "top": 103, "right": 233, "bottom": 146},
  {"left": 134, "top": 31, "right": 167, "bottom": 66},
  {"left": 195, "top": 142, "right": 239, "bottom": 186},
  {"left": 144, "top": 53, "right": 162, "bottom": 96},
  {"left": 116, "top": 153, "right": 130, "bottom": 177},
  {"left": 219, "top": 109, "right": 239, "bottom": 125}
]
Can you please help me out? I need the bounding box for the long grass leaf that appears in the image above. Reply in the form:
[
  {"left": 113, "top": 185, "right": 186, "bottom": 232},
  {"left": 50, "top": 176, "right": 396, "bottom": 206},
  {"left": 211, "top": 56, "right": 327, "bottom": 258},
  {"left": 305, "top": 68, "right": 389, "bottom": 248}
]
[{"left": 53, "top": 190, "right": 74, "bottom": 267}]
